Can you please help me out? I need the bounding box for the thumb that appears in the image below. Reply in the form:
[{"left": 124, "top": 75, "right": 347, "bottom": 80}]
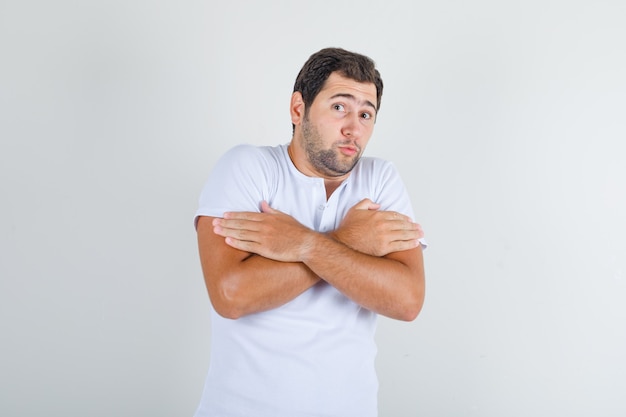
[
  {"left": 260, "top": 200, "right": 277, "bottom": 214},
  {"left": 353, "top": 198, "right": 381, "bottom": 211}
]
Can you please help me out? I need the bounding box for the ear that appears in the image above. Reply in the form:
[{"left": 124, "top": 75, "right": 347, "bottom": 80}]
[{"left": 290, "top": 91, "right": 305, "bottom": 126}]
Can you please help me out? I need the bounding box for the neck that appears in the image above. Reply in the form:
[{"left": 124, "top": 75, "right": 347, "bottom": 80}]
[{"left": 287, "top": 141, "right": 349, "bottom": 199}]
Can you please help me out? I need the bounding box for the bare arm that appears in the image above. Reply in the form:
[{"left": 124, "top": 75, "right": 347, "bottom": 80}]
[
  {"left": 315, "top": 200, "right": 425, "bottom": 321},
  {"left": 304, "top": 235, "right": 424, "bottom": 321},
  {"left": 197, "top": 216, "right": 320, "bottom": 319},
  {"left": 212, "top": 200, "right": 425, "bottom": 321}
]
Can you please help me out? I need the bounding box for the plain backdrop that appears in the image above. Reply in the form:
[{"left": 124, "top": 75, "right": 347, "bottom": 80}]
[{"left": 1, "top": 1, "right": 625, "bottom": 416}]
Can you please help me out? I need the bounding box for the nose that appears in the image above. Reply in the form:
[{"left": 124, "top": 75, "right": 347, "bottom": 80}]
[{"left": 341, "top": 112, "right": 363, "bottom": 139}]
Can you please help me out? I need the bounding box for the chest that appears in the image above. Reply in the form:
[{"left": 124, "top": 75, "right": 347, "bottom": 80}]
[{"left": 268, "top": 177, "right": 374, "bottom": 232}]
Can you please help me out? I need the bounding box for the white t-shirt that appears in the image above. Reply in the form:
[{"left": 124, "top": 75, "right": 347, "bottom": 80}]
[{"left": 194, "top": 143, "right": 417, "bottom": 417}]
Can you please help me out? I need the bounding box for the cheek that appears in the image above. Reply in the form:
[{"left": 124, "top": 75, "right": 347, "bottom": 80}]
[
  {"left": 316, "top": 121, "right": 339, "bottom": 139},
  {"left": 360, "top": 126, "right": 374, "bottom": 143}
]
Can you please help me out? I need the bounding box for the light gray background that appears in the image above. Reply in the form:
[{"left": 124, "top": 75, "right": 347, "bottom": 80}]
[{"left": 1, "top": 1, "right": 625, "bottom": 416}]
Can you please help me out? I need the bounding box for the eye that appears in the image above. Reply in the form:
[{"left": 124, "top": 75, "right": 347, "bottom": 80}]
[
  {"left": 333, "top": 104, "right": 345, "bottom": 112},
  {"left": 361, "top": 112, "right": 372, "bottom": 120}
]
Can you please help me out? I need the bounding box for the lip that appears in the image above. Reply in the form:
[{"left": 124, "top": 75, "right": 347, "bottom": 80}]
[{"left": 338, "top": 146, "right": 358, "bottom": 156}]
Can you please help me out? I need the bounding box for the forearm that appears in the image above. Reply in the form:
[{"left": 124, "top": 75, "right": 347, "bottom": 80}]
[
  {"left": 208, "top": 205, "right": 425, "bottom": 320},
  {"left": 212, "top": 255, "right": 320, "bottom": 319},
  {"left": 197, "top": 215, "right": 320, "bottom": 319},
  {"left": 302, "top": 233, "right": 424, "bottom": 321}
]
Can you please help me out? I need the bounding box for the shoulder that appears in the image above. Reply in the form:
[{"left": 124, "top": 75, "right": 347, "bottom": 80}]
[
  {"left": 220, "top": 143, "right": 268, "bottom": 161},
  {"left": 349, "top": 156, "right": 412, "bottom": 214},
  {"left": 217, "top": 144, "right": 285, "bottom": 171},
  {"left": 196, "top": 144, "right": 286, "bottom": 218},
  {"left": 355, "top": 155, "right": 393, "bottom": 168},
  {"left": 352, "top": 156, "right": 399, "bottom": 179}
]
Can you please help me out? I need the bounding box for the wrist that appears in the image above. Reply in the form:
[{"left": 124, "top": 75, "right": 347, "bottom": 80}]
[{"left": 300, "top": 231, "right": 333, "bottom": 264}]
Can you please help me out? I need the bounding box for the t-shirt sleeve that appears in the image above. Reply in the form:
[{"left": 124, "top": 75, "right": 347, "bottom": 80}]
[
  {"left": 373, "top": 160, "right": 428, "bottom": 249},
  {"left": 372, "top": 160, "right": 414, "bottom": 218},
  {"left": 194, "top": 145, "right": 270, "bottom": 228}
]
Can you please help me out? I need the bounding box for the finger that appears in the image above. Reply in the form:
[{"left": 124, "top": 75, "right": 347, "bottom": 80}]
[
  {"left": 397, "top": 220, "right": 422, "bottom": 235},
  {"left": 224, "top": 237, "right": 261, "bottom": 253},
  {"left": 387, "top": 217, "right": 419, "bottom": 231},
  {"left": 213, "top": 218, "right": 264, "bottom": 242},
  {"left": 388, "top": 229, "right": 423, "bottom": 241},
  {"left": 223, "top": 211, "right": 263, "bottom": 220},
  {"left": 213, "top": 223, "right": 258, "bottom": 241},
  {"left": 388, "top": 239, "right": 420, "bottom": 252},
  {"left": 353, "top": 198, "right": 380, "bottom": 211},
  {"left": 381, "top": 211, "right": 411, "bottom": 223},
  {"left": 213, "top": 217, "right": 261, "bottom": 232},
  {"left": 260, "top": 200, "right": 278, "bottom": 214}
]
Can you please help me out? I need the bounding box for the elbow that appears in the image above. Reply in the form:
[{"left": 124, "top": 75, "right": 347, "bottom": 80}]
[
  {"left": 397, "top": 288, "right": 425, "bottom": 322},
  {"left": 399, "top": 303, "right": 422, "bottom": 322},
  {"left": 212, "top": 301, "right": 245, "bottom": 320},
  {"left": 400, "top": 267, "right": 426, "bottom": 321},
  {"left": 208, "top": 281, "right": 247, "bottom": 320}
]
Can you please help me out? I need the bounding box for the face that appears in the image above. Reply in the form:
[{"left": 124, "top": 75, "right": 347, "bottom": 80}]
[{"left": 293, "top": 72, "right": 378, "bottom": 179}]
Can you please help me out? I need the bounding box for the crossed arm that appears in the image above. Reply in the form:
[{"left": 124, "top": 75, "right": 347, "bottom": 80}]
[{"left": 196, "top": 199, "right": 425, "bottom": 321}]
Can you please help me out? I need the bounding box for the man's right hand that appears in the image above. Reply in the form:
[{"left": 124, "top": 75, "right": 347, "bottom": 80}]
[{"left": 331, "top": 199, "right": 424, "bottom": 257}]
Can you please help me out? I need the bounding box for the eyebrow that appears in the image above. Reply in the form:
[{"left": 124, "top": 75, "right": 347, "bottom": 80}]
[{"left": 329, "top": 93, "right": 377, "bottom": 112}]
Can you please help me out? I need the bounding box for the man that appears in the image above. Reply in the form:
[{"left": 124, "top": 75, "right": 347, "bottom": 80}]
[{"left": 194, "top": 47, "right": 426, "bottom": 417}]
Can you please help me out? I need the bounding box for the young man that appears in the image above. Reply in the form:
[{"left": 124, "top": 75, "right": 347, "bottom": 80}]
[{"left": 194, "top": 47, "right": 426, "bottom": 417}]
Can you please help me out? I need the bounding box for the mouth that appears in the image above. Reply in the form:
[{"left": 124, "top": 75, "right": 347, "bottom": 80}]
[{"left": 338, "top": 145, "right": 359, "bottom": 157}]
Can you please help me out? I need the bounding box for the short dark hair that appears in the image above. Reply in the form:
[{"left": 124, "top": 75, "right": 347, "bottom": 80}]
[{"left": 293, "top": 47, "right": 384, "bottom": 114}]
